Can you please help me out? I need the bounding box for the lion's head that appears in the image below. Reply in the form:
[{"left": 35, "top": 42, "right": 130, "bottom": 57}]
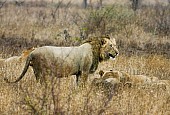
[
  {"left": 84, "top": 35, "right": 119, "bottom": 73},
  {"left": 98, "top": 70, "right": 132, "bottom": 88},
  {"left": 99, "top": 35, "right": 119, "bottom": 61},
  {"left": 84, "top": 35, "right": 119, "bottom": 61},
  {"left": 99, "top": 70, "right": 120, "bottom": 81}
]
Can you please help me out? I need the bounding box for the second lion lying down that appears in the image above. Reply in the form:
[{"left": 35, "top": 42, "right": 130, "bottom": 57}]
[{"left": 5, "top": 35, "right": 119, "bottom": 85}]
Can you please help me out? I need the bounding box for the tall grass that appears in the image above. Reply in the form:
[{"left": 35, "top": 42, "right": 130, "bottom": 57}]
[{"left": 0, "top": 54, "right": 169, "bottom": 114}]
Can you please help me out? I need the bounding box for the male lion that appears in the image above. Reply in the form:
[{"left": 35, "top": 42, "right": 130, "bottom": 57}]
[{"left": 5, "top": 35, "right": 119, "bottom": 85}]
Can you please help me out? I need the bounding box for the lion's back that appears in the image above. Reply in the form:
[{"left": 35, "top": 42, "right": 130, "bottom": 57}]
[{"left": 31, "top": 46, "right": 87, "bottom": 59}]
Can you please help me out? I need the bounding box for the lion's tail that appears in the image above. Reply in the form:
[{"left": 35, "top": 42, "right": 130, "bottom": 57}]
[{"left": 4, "top": 54, "right": 32, "bottom": 83}]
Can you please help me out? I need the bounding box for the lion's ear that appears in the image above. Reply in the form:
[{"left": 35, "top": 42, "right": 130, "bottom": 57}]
[
  {"left": 101, "top": 34, "right": 110, "bottom": 39},
  {"left": 105, "top": 34, "right": 110, "bottom": 39},
  {"left": 99, "top": 70, "right": 104, "bottom": 77}
]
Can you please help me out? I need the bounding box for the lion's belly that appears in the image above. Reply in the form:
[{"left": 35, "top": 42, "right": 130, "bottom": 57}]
[{"left": 54, "top": 59, "right": 80, "bottom": 77}]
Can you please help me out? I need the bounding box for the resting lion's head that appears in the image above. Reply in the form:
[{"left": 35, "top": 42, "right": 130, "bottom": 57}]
[{"left": 99, "top": 70, "right": 120, "bottom": 81}]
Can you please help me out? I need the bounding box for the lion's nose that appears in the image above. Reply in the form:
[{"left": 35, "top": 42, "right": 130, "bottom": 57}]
[{"left": 115, "top": 51, "right": 119, "bottom": 56}]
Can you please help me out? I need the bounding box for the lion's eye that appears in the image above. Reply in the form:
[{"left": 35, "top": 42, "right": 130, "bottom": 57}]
[{"left": 110, "top": 45, "right": 113, "bottom": 47}]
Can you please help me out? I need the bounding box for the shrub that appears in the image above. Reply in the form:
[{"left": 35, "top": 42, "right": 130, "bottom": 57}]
[
  {"left": 141, "top": 3, "right": 170, "bottom": 36},
  {"left": 82, "top": 5, "right": 135, "bottom": 37}
]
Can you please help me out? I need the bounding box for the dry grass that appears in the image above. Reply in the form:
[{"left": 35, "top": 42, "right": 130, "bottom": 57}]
[
  {"left": 0, "top": 54, "right": 169, "bottom": 114},
  {"left": 0, "top": 1, "right": 170, "bottom": 114}
]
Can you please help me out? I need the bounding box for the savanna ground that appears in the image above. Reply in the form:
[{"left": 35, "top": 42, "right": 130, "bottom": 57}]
[{"left": 0, "top": 0, "right": 170, "bottom": 114}]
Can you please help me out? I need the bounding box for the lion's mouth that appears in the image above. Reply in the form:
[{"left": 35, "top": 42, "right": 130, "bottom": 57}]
[{"left": 108, "top": 53, "right": 117, "bottom": 59}]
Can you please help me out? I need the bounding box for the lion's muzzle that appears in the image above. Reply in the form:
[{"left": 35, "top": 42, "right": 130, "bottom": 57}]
[{"left": 108, "top": 51, "right": 119, "bottom": 60}]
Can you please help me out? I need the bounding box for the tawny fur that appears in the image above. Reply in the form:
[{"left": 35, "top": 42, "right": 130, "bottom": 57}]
[
  {"left": 99, "top": 70, "right": 160, "bottom": 87},
  {"left": 5, "top": 35, "right": 119, "bottom": 85},
  {"left": 99, "top": 70, "right": 130, "bottom": 86},
  {"left": 19, "top": 47, "right": 36, "bottom": 62}
]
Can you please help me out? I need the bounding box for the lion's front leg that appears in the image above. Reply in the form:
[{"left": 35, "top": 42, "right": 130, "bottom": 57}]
[{"left": 80, "top": 72, "right": 88, "bottom": 88}]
